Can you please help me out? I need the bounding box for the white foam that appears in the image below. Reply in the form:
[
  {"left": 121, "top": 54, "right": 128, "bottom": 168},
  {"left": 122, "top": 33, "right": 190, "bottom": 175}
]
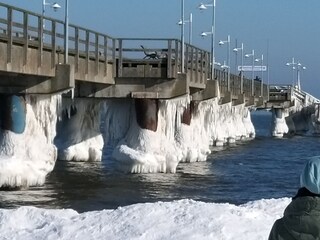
[{"left": 0, "top": 95, "right": 59, "bottom": 188}]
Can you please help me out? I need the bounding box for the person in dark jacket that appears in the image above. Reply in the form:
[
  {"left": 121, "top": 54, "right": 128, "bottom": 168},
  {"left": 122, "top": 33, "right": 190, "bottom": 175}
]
[{"left": 268, "top": 156, "right": 320, "bottom": 240}]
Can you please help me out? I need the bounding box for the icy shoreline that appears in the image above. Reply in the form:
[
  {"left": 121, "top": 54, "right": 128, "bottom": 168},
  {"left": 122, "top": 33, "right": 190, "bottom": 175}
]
[{"left": 0, "top": 198, "right": 291, "bottom": 240}]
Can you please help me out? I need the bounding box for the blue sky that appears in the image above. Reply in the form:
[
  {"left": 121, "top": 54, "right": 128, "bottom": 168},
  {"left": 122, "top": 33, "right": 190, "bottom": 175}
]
[{"left": 2, "top": 0, "right": 320, "bottom": 97}]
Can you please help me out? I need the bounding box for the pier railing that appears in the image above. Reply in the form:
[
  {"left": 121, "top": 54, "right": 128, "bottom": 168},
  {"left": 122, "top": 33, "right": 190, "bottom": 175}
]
[
  {"left": 0, "top": 2, "right": 117, "bottom": 82},
  {"left": 117, "top": 38, "right": 210, "bottom": 86},
  {"left": 0, "top": 2, "right": 269, "bottom": 101}
]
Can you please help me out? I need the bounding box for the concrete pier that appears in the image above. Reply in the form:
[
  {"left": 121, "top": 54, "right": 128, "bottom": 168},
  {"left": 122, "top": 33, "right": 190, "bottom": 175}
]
[{"left": 135, "top": 99, "right": 158, "bottom": 132}]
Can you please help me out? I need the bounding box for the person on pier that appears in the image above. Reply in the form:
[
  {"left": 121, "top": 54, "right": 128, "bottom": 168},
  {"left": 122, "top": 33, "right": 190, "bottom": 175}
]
[{"left": 268, "top": 156, "right": 320, "bottom": 240}]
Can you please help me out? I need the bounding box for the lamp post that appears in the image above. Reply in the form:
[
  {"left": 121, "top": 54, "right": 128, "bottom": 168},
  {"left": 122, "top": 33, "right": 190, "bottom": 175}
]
[
  {"left": 286, "top": 58, "right": 306, "bottom": 90},
  {"left": 245, "top": 50, "right": 255, "bottom": 96},
  {"left": 199, "top": 0, "right": 216, "bottom": 80},
  {"left": 178, "top": 13, "right": 193, "bottom": 44},
  {"left": 296, "top": 62, "right": 306, "bottom": 90},
  {"left": 219, "top": 35, "right": 231, "bottom": 91},
  {"left": 286, "top": 57, "right": 297, "bottom": 86},
  {"left": 64, "top": 0, "right": 69, "bottom": 64},
  {"left": 255, "top": 54, "right": 264, "bottom": 96},
  {"left": 180, "top": 0, "right": 185, "bottom": 73},
  {"left": 233, "top": 43, "right": 244, "bottom": 93}
]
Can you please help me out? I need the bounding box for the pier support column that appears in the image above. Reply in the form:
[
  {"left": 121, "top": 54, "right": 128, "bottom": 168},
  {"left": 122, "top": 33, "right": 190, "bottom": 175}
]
[
  {"left": 0, "top": 95, "right": 26, "bottom": 134},
  {"left": 271, "top": 108, "right": 289, "bottom": 138},
  {"left": 181, "top": 102, "right": 195, "bottom": 126},
  {"left": 135, "top": 99, "right": 158, "bottom": 132}
]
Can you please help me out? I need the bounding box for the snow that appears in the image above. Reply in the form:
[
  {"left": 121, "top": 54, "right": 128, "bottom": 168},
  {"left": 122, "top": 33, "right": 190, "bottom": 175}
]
[
  {"left": 0, "top": 198, "right": 291, "bottom": 240},
  {"left": 106, "top": 96, "right": 255, "bottom": 173}
]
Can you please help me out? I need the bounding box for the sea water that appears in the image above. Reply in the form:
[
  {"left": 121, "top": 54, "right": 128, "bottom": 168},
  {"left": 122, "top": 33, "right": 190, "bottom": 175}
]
[{"left": 0, "top": 110, "right": 319, "bottom": 212}]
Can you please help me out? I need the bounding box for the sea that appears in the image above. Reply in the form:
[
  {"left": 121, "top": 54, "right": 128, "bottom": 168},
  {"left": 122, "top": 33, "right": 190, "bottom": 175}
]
[{"left": 1, "top": 110, "right": 319, "bottom": 212}]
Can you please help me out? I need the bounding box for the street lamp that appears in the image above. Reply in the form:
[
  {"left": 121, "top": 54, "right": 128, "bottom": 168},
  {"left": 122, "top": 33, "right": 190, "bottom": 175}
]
[
  {"left": 42, "top": 1, "right": 61, "bottom": 31},
  {"left": 255, "top": 54, "right": 264, "bottom": 96},
  {"left": 178, "top": 13, "right": 193, "bottom": 44},
  {"left": 286, "top": 57, "right": 305, "bottom": 89},
  {"left": 245, "top": 50, "right": 255, "bottom": 96},
  {"left": 219, "top": 35, "right": 231, "bottom": 91},
  {"left": 286, "top": 57, "right": 297, "bottom": 86},
  {"left": 286, "top": 58, "right": 306, "bottom": 90},
  {"left": 233, "top": 43, "right": 244, "bottom": 93},
  {"left": 42, "top": 0, "right": 61, "bottom": 17},
  {"left": 180, "top": 0, "right": 185, "bottom": 73},
  {"left": 198, "top": 0, "right": 216, "bottom": 80},
  {"left": 295, "top": 62, "right": 306, "bottom": 90}
]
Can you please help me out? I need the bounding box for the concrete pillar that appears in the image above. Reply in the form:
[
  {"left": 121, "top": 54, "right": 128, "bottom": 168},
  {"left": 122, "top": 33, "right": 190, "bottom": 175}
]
[
  {"left": 182, "top": 103, "right": 192, "bottom": 125},
  {"left": 0, "top": 95, "right": 26, "bottom": 134},
  {"left": 135, "top": 99, "right": 158, "bottom": 131}
]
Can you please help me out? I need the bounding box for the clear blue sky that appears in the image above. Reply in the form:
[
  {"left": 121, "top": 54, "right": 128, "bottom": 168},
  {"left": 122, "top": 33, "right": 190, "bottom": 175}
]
[{"left": 2, "top": 0, "right": 320, "bottom": 97}]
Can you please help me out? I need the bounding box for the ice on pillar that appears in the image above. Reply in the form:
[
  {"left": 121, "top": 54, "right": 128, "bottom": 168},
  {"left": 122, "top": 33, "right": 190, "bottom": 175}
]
[
  {"left": 271, "top": 108, "right": 289, "bottom": 138},
  {"left": 0, "top": 94, "right": 59, "bottom": 188},
  {"left": 55, "top": 98, "right": 103, "bottom": 162},
  {"left": 105, "top": 96, "right": 256, "bottom": 173}
]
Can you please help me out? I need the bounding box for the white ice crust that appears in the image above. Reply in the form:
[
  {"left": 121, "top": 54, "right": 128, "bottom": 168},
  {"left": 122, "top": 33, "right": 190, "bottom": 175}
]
[
  {"left": 0, "top": 198, "right": 291, "bottom": 240},
  {"left": 0, "top": 95, "right": 59, "bottom": 188},
  {"left": 56, "top": 98, "right": 103, "bottom": 162},
  {"left": 106, "top": 96, "right": 255, "bottom": 173}
]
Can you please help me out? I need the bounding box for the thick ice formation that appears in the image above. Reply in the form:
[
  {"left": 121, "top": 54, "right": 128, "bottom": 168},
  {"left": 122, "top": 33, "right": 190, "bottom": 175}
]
[
  {"left": 0, "top": 198, "right": 291, "bottom": 240},
  {"left": 273, "top": 90, "right": 320, "bottom": 137},
  {"left": 0, "top": 95, "right": 59, "bottom": 188},
  {"left": 55, "top": 98, "right": 103, "bottom": 162},
  {"left": 271, "top": 108, "right": 289, "bottom": 138},
  {"left": 105, "top": 96, "right": 255, "bottom": 173}
]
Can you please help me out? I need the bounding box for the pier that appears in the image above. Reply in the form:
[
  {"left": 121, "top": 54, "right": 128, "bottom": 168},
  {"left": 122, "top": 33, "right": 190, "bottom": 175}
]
[{"left": 0, "top": 3, "right": 319, "bottom": 187}]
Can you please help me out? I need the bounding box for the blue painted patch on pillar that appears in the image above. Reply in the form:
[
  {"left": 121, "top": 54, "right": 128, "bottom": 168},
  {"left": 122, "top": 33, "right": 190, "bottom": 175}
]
[{"left": 0, "top": 95, "right": 26, "bottom": 134}]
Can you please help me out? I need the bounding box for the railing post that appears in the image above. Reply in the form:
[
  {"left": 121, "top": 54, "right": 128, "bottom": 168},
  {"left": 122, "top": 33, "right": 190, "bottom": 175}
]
[
  {"left": 167, "top": 39, "right": 172, "bottom": 78},
  {"left": 104, "top": 36, "right": 108, "bottom": 77},
  {"left": 112, "top": 38, "right": 116, "bottom": 78},
  {"left": 85, "top": 30, "right": 89, "bottom": 76},
  {"left": 118, "top": 39, "right": 123, "bottom": 77},
  {"left": 51, "top": 20, "right": 56, "bottom": 68},
  {"left": 195, "top": 48, "right": 199, "bottom": 83},
  {"left": 174, "top": 40, "right": 179, "bottom": 77},
  {"left": 75, "top": 27, "right": 79, "bottom": 72},
  {"left": 95, "top": 33, "right": 99, "bottom": 75},
  {"left": 38, "top": 15, "right": 43, "bottom": 69},
  {"left": 190, "top": 47, "right": 194, "bottom": 83},
  {"left": 7, "top": 7, "right": 13, "bottom": 66},
  {"left": 23, "top": 12, "right": 28, "bottom": 66},
  {"left": 185, "top": 44, "right": 189, "bottom": 77}
]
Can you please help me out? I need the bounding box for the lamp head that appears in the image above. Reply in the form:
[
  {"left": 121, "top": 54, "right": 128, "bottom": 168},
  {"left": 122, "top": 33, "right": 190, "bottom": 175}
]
[
  {"left": 245, "top": 54, "right": 251, "bottom": 58},
  {"left": 198, "top": 3, "right": 207, "bottom": 10},
  {"left": 200, "top": 32, "right": 208, "bottom": 37},
  {"left": 302, "top": 66, "right": 307, "bottom": 70},
  {"left": 218, "top": 40, "right": 224, "bottom": 45},
  {"left": 286, "top": 63, "right": 290, "bottom": 66},
  {"left": 233, "top": 48, "right": 239, "bottom": 52},
  {"left": 177, "top": 20, "right": 183, "bottom": 25},
  {"left": 52, "top": 2, "right": 61, "bottom": 11}
]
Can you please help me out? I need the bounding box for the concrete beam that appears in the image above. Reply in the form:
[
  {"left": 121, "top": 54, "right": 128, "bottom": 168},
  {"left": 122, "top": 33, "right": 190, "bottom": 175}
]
[{"left": 191, "top": 80, "right": 219, "bottom": 101}]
